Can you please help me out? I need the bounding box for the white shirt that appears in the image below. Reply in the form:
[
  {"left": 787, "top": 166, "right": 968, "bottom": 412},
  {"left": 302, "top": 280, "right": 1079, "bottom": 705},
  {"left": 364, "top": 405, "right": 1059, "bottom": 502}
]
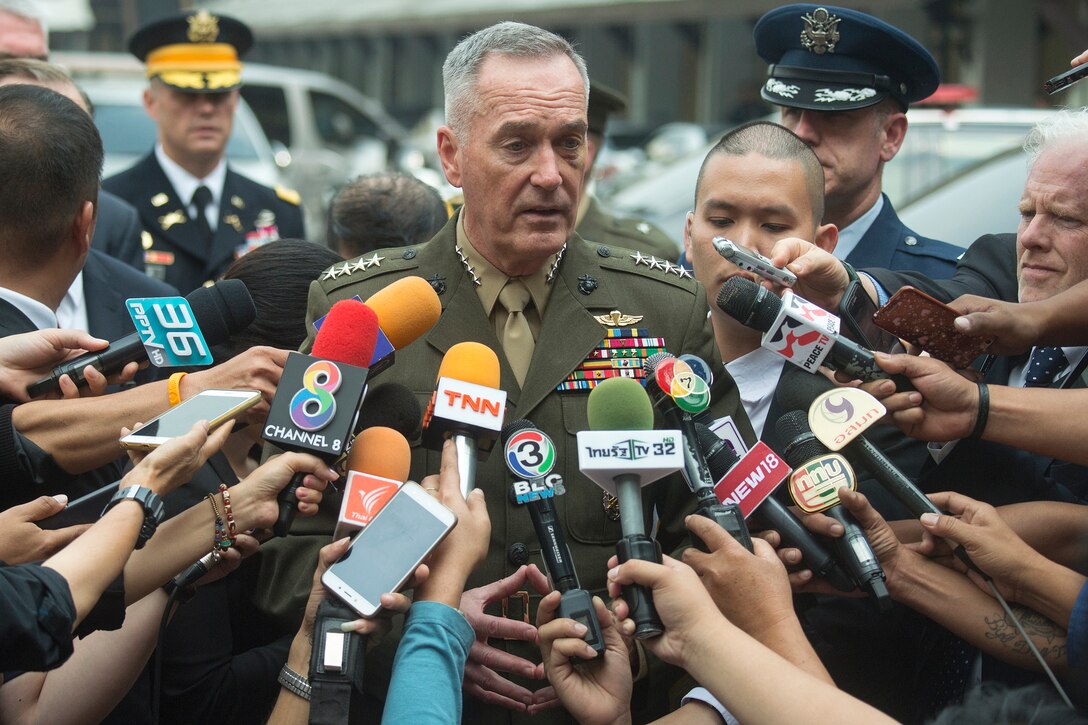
[
  {"left": 725, "top": 346, "right": 786, "bottom": 438},
  {"left": 155, "top": 144, "right": 227, "bottom": 233},
  {"left": 57, "top": 270, "right": 90, "bottom": 333},
  {"left": 831, "top": 195, "right": 884, "bottom": 261},
  {"left": 0, "top": 286, "right": 58, "bottom": 330}
]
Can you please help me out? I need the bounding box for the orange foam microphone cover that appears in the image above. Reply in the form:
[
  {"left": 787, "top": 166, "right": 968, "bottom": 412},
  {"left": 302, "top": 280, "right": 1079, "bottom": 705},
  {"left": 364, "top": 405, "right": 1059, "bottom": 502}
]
[
  {"left": 364, "top": 276, "right": 442, "bottom": 350},
  {"left": 437, "top": 341, "right": 501, "bottom": 387},
  {"left": 346, "top": 426, "right": 411, "bottom": 482}
]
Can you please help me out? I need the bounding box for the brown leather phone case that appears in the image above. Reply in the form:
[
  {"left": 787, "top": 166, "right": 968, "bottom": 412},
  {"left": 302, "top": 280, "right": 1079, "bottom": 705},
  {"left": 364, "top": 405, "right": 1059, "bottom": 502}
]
[{"left": 872, "top": 286, "right": 994, "bottom": 369}]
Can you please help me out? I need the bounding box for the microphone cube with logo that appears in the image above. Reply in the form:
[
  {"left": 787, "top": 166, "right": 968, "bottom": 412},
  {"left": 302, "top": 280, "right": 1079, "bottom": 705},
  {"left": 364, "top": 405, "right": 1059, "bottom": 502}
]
[
  {"left": 421, "top": 376, "right": 507, "bottom": 458},
  {"left": 263, "top": 352, "right": 369, "bottom": 460}
]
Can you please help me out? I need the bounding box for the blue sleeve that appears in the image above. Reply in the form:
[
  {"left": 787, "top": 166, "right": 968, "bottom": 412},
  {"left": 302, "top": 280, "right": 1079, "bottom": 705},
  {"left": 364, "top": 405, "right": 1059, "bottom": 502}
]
[
  {"left": 1066, "top": 580, "right": 1088, "bottom": 669},
  {"left": 381, "top": 601, "right": 475, "bottom": 724}
]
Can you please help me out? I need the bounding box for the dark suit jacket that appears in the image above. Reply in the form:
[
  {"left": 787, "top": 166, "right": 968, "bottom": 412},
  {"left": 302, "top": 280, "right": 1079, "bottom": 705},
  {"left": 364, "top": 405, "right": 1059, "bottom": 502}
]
[
  {"left": 845, "top": 194, "right": 962, "bottom": 278},
  {"left": 863, "top": 232, "right": 1018, "bottom": 303},
  {"left": 103, "top": 153, "right": 305, "bottom": 294},
  {"left": 251, "top": 215, "right": 754, "bottom": 723},
  {"left": 92, "top": 190, "right": 146, "bottom": 272}
]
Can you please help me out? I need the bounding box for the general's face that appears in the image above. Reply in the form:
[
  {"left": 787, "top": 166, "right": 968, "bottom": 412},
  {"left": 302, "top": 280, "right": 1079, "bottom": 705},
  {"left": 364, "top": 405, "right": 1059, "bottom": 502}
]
[
  {"left": 779, "top": 105, "right": 887, "bottom": 215},
  {"left": 685, "top": 151, "right": 822, "bottom": 307},
  {"left": 144, "top": 81, "right": 237, "bottom": 172},
  {"left": 1017, "top": 142, "right": 1088, "bottom": 303},
  {"left": 438, "top": 53, "right": 586, "bottom": 274}
]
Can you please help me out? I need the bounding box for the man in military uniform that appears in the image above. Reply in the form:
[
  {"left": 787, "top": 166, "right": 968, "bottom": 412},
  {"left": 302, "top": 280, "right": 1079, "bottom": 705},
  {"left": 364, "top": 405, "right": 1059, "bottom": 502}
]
[
  {"left": 103, "top": 10, "right": 304, "bottom": 294},
  {"left": 754, "top": 4, "right": 961, "bottom": 277},
  {"left": 252, "top": 21, "right": 751, "bottom": 723},
  {"left": 575, "top": 80, "right": 679, "bottom": 263}
]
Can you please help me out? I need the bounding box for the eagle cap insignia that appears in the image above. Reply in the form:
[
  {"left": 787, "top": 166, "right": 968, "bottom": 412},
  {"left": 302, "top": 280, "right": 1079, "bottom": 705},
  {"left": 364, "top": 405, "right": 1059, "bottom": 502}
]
[
  {"left": 187, "top": 10, "right": 220, "bottom": 43},
  {"left": 594, "top": 310, "right": 644, "bottom": 327},
  {"left": 801, "top": 7, "right": 841, "bottom": 54}
]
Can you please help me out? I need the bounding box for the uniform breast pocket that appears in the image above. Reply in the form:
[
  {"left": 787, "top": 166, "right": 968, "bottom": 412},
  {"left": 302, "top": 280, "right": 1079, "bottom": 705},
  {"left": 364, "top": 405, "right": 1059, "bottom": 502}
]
[{"left": 558, "top": 395, "right": 624, "bottom": 545}]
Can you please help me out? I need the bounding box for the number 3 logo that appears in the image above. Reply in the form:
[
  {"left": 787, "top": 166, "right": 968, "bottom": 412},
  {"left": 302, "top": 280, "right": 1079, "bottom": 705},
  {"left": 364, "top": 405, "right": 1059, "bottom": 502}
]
[{"left": 289, "top": 361, "right": 342, "bottom": 431}]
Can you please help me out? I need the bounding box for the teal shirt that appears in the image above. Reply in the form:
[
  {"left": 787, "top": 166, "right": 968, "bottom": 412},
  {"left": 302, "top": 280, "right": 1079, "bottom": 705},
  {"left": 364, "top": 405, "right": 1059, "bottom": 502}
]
[{"left": 382, "top": 601, "right": 474, "bottom": 724}]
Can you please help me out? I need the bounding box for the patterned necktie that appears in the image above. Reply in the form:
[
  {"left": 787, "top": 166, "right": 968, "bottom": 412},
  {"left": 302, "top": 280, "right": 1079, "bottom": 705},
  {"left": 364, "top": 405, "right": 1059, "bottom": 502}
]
[
  {"left": 498, "top": 279, "right": 533, "bottom": 387},
  {"left": 1024, "top": 346, "right": 1069, "bottom": 387},
  {"left": 190, "top": 185, "right": 214, "bottom": 250}
]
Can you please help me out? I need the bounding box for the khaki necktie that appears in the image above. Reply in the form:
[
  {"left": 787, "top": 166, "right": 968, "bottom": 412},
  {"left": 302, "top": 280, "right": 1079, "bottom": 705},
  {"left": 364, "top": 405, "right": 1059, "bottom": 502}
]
[{"left": 498, "top": 279, "right": 533, "bottom": 386}]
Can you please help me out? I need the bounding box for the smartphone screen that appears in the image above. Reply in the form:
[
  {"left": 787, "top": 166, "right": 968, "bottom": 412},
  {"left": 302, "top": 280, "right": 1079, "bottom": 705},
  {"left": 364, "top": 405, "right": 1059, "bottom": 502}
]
[
  {"left": 325, "top": 485, "right": 453, "bottom": 610},
  {"left": 122, "top": 390, "right": 259, "bottom": 446}
]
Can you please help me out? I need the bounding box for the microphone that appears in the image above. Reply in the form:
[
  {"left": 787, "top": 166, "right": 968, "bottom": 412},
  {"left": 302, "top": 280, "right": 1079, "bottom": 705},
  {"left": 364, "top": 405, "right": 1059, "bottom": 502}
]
[
  {"left": 27, "top": 279, "right": 256, "bottom": 398},
  {"left": 577, "top": 377, "right": 683, "bottom": 639},
  {"left": 362, "top": 276, "right": 442, "bottom": 374},
  {"left": 353, "top": 381, "right": 423, "bottom": 441},
  {"left": 643, "top": 352, "right": 752, "bottom": 552},
  {"left": 503, "top": 419, "right": 605, "bottom": 657},
  {"left": 694, "top": 423, "right": 855, "bottom": 591},
  {"left": 715, "top": 277, "right": 910, "bottom": 388},
  {"left": 336, "top": 426, "right": 412, "bottom": 537},
  {"left": 421, "top": 342, "right": 507, "bottom": 497},
  {"left": 264, "top": 299, "right": 379, "bottom": 536},
  {"left": 775, "top": 410, "right": 892, "bottom": 610}
]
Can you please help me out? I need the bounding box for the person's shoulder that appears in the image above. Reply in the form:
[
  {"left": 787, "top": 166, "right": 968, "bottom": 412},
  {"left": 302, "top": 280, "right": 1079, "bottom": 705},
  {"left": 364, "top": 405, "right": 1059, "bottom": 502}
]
[
  {"left": 315, "top": 244, "right": 428, "bottom": 298},
  {"left": 897, "top": 230, "right": 963, "bottom": 264},
  {"left": 580, "top": 201, "right": 679, "bottom": 262},
  {"left": 86, "top": 249, "right": 178, "bottom": 296},
  {"left": 102, "top": 152, "right": 157, "bottom": 193},
  {"left": 589, "top": 240, "right": 701, "bottom": 298},
  {"left": 226, "top": 169, "right": 302, "bottom": 209}
]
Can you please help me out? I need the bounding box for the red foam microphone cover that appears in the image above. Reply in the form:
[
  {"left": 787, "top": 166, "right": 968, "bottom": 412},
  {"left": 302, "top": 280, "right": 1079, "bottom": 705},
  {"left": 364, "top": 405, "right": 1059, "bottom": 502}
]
[{"left": 312, "top": 299, "right": 379, "bottom": 367}]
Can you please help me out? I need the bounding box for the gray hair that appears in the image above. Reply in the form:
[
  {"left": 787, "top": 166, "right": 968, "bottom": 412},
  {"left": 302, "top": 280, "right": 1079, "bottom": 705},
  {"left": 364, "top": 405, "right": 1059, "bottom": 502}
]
[
  {"left": 0, "top": 57, "right": 68, "bottom": 84},
  {"left": 442, "top": 21, "right": 589, "bottom": 136},
  {"left": 1024, "top": 107, "right": 1088, "bottom": 163}
]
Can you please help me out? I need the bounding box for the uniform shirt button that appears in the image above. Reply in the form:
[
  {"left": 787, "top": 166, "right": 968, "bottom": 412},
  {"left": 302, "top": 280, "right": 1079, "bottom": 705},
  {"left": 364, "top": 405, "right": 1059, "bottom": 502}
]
[
  {"left": 507, "top": 542, "right": 530, "bottom": 566},
  {"left": 596, "top": 245, "right": 610, "bottom": 257},
  {"left": 904, "top": 236, "right": 918, "bottom": 246},
  {"left": 403, "top": 249, "right": 417, "bottom": 259}
]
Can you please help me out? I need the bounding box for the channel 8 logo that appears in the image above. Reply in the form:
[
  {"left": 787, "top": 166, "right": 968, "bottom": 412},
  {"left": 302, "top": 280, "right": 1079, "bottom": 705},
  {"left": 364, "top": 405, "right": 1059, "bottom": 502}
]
[
  {"left": 505, "top": 429, "right": 556, "bottom": 480},
  {"left": 289, "top": 360, "right": 342, "bottom": 431}
]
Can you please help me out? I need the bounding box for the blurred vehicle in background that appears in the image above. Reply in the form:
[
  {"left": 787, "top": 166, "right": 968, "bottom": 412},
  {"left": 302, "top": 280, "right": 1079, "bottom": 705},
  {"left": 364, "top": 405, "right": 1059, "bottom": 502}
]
[
  {"left": 54, "top": 51, "right": 445, "bottom": 244},
  {"left": 605, "top": 107, "right": 1057, "bottom": 250}
]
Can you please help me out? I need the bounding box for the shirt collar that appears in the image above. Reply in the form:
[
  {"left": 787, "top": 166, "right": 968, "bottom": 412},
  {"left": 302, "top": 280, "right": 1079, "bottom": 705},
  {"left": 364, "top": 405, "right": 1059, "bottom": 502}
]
[
  {"left": 455, "top": 212, "right": 555, "bottom": 316},
  {"left": 57, "top": 271, "right": 86, "bottom": 330},
  {"left": 155, "top": 144, "right": 227, "bottom": 207},
  {"left": 0, "top": 285, "right": 58, "bottom": 330},
  {"left": 832, "top": 195, "right": 884, "bottom": 262}
]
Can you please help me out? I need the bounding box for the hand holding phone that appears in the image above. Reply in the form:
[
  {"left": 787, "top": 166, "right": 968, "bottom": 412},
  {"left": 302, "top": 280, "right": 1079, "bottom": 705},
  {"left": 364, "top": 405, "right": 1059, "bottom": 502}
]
[
  {"left": 120, "top": 389, "right": 260, "bottom": 450},
  {"left": 873, "top": 286, "right": 994, "bottom": 368},
  {"left": 712, "top": 238, "right": 797, "bottom": 287},
  {"left": 322, "top": 482, "right": 457, "bottom": 618}
]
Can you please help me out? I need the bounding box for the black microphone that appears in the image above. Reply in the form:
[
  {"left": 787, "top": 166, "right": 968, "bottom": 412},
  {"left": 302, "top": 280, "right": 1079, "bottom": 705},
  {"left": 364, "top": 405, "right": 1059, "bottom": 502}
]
[
  {"left": 643, "top": 352, "right": 752, "bottom": 552},
  {"left": 716, "top": 277, "right": 911, "bottom": 390},
  {"left": 262, "top": 299, "right": 377, "bottom": 536},
  {"left": 694, "top": 423, "right": 855, "bottom": 592},
  {"left": 775, "top": 411, "right": 893, "bottom": 610},
  {"left": 27, "top": 279, "right": 256, "bottom": 398},
  {"left": 503, "top": 419, "right": 604, "bottom": 657},
  {"left": 171, "top": 549, "right": 224, "bottom": 590}
]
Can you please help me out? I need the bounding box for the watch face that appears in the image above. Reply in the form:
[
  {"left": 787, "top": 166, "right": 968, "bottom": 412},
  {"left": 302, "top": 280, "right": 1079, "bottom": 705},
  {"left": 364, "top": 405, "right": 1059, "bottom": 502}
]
[{"left": 108, "top": 486, "right": 165, "bottom": 548}]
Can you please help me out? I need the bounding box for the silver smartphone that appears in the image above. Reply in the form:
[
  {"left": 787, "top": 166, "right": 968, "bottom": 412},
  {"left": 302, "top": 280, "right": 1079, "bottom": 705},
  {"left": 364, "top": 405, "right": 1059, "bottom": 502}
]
[
  {"left": 119, "top": 389, "right": 261, "bottom": 450},
  {"left": 712, "top": 238, "right": 797, "bottom": 287},
  {"left": 322, "top": 481, "right": 457, "bottom": 618}
]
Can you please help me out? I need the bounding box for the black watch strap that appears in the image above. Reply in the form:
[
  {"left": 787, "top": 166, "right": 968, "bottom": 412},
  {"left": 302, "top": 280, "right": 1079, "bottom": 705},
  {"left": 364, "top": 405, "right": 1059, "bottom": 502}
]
[{"left": 103, "top": 485, "right": 165, "bottom": 549}]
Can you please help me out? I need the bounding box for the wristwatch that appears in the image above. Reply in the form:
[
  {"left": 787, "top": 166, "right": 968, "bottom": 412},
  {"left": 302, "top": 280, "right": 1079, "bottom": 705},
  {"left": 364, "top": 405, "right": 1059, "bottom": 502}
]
[
  {"left": 102, "top": 485, "right": 165, "bottom": 549},
  {"left": 278, "top": 664, "right": 311, "bottom": 701}
]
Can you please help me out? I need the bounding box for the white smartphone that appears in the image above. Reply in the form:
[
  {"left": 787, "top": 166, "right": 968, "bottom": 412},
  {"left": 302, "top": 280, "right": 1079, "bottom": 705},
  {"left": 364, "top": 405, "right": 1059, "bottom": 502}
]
[
  {"left": 119, "top": 389, "right": 261, "bottom": 450},
  {"left": 712, "top": 237, "right": 798, "bottom": 287},
  {"left": 322, "top": 481, "right": 457, "bottom": 618}
]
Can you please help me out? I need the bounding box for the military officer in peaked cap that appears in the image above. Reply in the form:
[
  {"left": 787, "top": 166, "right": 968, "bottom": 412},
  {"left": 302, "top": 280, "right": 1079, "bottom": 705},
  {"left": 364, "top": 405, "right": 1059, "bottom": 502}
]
[
  {"left": 576, "top": 80, "right": 680, "bottom": 264},
  {"left": 104, "top": 9, "right": 304, "bottom": 294},
  {"left": 755, "top": 4, "right": 961, "bottom": 277}
]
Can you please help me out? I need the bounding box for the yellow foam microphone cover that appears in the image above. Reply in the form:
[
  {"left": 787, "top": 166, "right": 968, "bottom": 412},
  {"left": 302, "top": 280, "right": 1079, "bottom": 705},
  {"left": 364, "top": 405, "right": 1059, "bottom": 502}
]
[
  {"left": 437, "top": 341, "right": 501, "bottom": 387},
  {"left": 364, "top": 276, "right": 442, "bottom": 350},
  {"left": 346, "top": 426, "right": 411, "bottom": 482}
]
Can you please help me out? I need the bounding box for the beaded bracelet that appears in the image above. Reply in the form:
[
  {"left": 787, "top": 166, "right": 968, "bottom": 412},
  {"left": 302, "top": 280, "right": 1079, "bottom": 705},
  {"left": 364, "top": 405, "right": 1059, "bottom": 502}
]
[
  {"left": 206, "top": 492, "right": 231, "bottom": 551},
  {"left": 219, "top": 484, "right": 237, "bottom": 543}
]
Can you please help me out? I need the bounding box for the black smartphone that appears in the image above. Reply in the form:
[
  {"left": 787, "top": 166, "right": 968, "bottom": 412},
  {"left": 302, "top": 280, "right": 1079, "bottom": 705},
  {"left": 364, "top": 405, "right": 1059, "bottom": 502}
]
[
  {"left": 1045, "top": 62, "right": 1088, "bottom": 95},
  {"left": 839, "top": 280, "right": 904, "bottom": 354},
  {"left": 37, "top": 483, "right": 118, "bottom": 530}
]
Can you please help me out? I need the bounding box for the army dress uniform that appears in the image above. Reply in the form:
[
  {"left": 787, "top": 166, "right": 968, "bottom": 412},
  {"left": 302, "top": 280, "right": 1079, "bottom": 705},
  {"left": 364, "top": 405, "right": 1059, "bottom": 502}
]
[
  {"left": 104, "top": 157, "right": 305, "bottom": 293},
  {"left": 250, "top": 211, "right": 754, "bottom": 723},
  {"left": 102, "top": 9, "right": 305, "bottom": 293}
]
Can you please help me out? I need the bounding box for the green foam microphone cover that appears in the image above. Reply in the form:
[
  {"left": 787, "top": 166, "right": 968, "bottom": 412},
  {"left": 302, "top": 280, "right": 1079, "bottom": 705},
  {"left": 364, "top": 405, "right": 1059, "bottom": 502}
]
[{"left": 587, "top": 377, "right": 655, "bottom": 431}]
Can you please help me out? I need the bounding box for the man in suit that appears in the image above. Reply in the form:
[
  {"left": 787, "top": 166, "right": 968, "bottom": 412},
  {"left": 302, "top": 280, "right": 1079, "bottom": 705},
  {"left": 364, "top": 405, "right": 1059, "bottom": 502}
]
[
  {"left": 754, "top": 4, "right": 961, "bottom": 277},
  {"left": 103, "top": 10, "right": 304, "bottom": 294},
  {"left": 576, "top": 80, "right": 679, "bottom": 262},
  {"left": 252, "top": 21, "right": 751, "bottom": 723}
]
